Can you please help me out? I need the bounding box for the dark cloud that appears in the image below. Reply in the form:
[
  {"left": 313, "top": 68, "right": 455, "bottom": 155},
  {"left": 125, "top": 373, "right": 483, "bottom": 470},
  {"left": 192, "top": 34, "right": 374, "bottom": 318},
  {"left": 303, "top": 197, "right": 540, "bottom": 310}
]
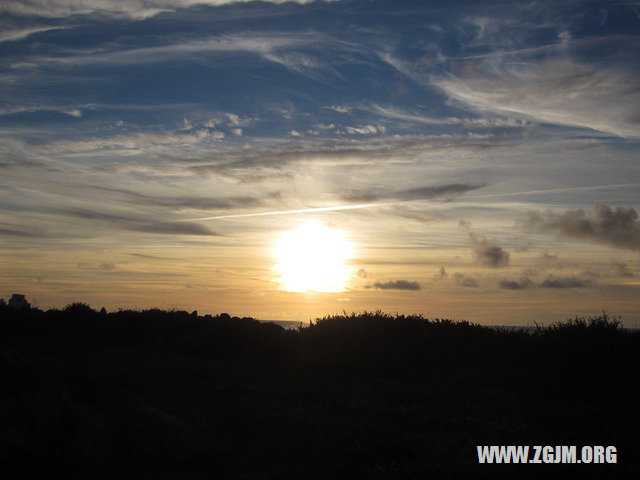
[
  {"left": 539, "top": 276, "right": 593, "bottom": 289},
  {"left": 77, "top": 261, "right": 117, "bottom": 270},
  {"left": 370, "top": 280, "right": 422, "bottom": 291},
  {"left": 93, "top": 185, "right": 273, "bottom": 211},
  {"left": 613, "top": 261, "right": 635, "bottom": 278},
  {"left": 525, "top": 203, "right": 640, "bottom": 251},
  {"left": 499, "top": 277, "right": 533, "bottom": 290},
  {"left": 0, "top": 224, "right": 46, "bottom": 238},
  {"left": 341, "top": 183, "right": 483, "bottom": 203},
  {"left": 57, "top": 208, "right": 217, "bottom": 236},
  {"left": 126, "top": 221, "right": 215, "bottom": 236},
  {"left": 452, "top": 273, "right": 478, "bottom": 288},
  {"left": 387, "top": 205, "right": 444, "bottom": 223},
  {"left": 357, "top": 268, "right": 368, "bottom": 278},
  {"left": 435, "top": 266, "right": 447, "bottom": 280},
  {"left": 469, "top": 232, "right": 510, "bottom": 268},
  {"left": 540, "top": 251, "right": 559, "bottom": 264}
]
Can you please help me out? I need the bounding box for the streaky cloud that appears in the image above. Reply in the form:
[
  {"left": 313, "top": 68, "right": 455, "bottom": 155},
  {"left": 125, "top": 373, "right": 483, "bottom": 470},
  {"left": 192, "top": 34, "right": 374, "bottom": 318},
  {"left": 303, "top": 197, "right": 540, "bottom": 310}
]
[
  {"left": 341, "top": 183, "right": 483, "bottom": 203},
  {"left": 184, "top": 203, "right": 382, "bottom": 221},
  {"left": 57, "top": 207, "right": 217, "bottom": 236},
  {"left": 432, "top": 58, "right": 640, "bottom": 138},
  {"left": 0, "top": 0, "right": 328, "bottom": 20}
]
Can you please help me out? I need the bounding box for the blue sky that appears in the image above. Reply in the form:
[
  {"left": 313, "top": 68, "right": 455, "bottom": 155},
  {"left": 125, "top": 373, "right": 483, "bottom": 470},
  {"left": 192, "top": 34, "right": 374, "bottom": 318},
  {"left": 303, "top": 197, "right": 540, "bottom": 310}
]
[{"left": 1, "top": 0, "right": 640, "bottom": 324}]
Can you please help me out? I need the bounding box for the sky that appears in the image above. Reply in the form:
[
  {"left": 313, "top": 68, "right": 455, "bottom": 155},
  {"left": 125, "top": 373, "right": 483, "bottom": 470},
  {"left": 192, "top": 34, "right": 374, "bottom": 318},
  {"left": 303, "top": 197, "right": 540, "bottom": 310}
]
[{"left": 1, "top": 0, "right": 639, "bottom": 325}]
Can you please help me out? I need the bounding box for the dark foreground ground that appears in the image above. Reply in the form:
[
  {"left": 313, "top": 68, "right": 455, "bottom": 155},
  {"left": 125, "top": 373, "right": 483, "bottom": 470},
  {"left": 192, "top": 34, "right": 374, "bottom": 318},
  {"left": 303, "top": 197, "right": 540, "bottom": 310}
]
[{"left": 1, "top": 305, "right": 638, "bottom": 479}]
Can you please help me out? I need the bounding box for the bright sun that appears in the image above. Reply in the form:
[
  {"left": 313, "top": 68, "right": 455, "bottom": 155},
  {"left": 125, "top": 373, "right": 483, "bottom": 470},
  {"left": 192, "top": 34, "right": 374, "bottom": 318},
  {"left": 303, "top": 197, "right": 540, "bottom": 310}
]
[{"left": 274, "top": 221, "right": 354, "bottom": 292}]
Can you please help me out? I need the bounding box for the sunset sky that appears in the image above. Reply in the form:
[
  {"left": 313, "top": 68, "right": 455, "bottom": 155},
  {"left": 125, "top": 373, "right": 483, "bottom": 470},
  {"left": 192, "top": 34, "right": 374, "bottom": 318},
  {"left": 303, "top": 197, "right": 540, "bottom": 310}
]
[{"left": 1, "top": 0, "right": 639, "bottom": 325}]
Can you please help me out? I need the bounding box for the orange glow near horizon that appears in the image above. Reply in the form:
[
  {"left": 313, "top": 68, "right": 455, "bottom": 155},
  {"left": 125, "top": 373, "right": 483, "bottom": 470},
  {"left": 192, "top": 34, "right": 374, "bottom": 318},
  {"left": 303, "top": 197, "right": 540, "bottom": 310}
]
[{"left": 273, "top": 221, "right": 354, "bottom": 293}]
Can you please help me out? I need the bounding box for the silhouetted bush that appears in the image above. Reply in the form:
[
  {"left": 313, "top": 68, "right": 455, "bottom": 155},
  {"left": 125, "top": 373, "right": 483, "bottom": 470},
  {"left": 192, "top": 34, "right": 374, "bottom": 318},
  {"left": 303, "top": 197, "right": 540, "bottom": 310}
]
[{"left": 1, "top": 305, "right": 638, "bottom": 477}]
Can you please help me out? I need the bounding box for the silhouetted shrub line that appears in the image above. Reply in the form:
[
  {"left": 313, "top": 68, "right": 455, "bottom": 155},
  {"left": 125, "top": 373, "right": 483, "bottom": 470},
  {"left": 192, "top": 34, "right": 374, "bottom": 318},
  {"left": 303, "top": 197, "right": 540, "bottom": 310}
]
[
  {"left": 1, "top": 305, "right": 638, "bottom": 477},
  {"left": 1, "top": 305, "right": 637, "bottom": 378}
]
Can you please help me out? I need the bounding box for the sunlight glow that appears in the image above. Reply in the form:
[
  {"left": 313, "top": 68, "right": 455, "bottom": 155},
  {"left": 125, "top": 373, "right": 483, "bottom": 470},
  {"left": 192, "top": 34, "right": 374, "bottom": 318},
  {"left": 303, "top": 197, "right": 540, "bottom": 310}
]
[{"left": 274, "top": 221, "right": 354, "bottom": 292}]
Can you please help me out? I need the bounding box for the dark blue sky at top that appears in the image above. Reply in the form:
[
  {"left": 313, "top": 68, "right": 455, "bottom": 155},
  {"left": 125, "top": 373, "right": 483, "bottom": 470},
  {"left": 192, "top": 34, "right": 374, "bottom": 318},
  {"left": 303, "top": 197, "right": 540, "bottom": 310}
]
[{"left": 2, "top": 0, "right": 638, "bottom": 143}]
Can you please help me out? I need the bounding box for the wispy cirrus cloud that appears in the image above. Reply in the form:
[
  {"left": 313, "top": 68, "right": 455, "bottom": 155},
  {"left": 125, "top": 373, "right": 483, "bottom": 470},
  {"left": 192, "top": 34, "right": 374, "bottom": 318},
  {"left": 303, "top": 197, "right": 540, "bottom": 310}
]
[
  {"left": 0, "top": 25, "right": 71, "bottom": 43},
  {"left": 367, "top": 104, "right": 529, "bottom": 130},
  {"left": 0, "top": 0, "right": 328, "bottom": 20},
  {"left": 55, "top": 207, "right": 217, "bottom": 236},
  {"left": 432, "top": 58, "right": 640, "bottom": 138},
  {"left": 9, "top": 31, "right": 338, "bottom": 71},
  {"left": 36, "top": 129, "right": 223, "bottom": 154},
  {"left": 340, "top": 183, "right": 483, "bottom": 203},
  {"left": 92, "top": 185, "right": 276, "bottom": 212},
  {"left": 186, "top": 134, "right": 502, "bottom": 180}
]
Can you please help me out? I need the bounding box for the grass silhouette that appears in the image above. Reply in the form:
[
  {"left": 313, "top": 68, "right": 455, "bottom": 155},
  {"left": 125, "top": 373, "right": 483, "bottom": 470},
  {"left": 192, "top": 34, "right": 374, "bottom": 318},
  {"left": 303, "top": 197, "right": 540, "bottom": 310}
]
[{"left": 1, "top": 304, "right": 638, "bottom": 478}]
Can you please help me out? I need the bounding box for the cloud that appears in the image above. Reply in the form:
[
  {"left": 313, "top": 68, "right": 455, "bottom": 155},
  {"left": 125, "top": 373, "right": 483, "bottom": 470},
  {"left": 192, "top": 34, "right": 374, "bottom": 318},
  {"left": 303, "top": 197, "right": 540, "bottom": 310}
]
[
  {"left": 78, "top": 261, "right": 117, "bottom": 270},
  {"left": 0, "top": 0, "right": 324, "bottom": 20},
  {"left": 370, "top": 280, "right": 422, "bottom": 291},
  {"left": 0, "top": 105, "right": 84, "bottom": 118},
  {"left": 368, "top": 104, "right": 529, "bottom": 129},
  {"left": 613, "top": 261, "right": 635, "bottom": 278},
  {"left": 57, "top": 207, "right": 217, "bottom": 236},
  {"left": 0, "top": 222, "right": 47, "bottom": 238},
  {"left": 325, "top": 105, "right": 351, "bottom": 113},
  {"left": 341, "top": 183, "right": 482, "bottom": 203},
  {"left": 469, "top": 232, "right": 510, "bottom": 268},
  {"left": 432, "top": 58, "right": 640, "bottom": 138},
  {"left": 288, "top": 130, "right": 303, "bottom": 137},
  {"left": 539, "top": 251, "right": 559, "bottom": 265},
  {"left": 93, "top": 185, "right": 270, "bottom": 211},
  {"left": 40, "top": 129, "right": 222, "bottom": 154},
  {"left": 357, "top": 268, "right": 368, "bottom": 278},
  {"left": 388, "top": 205, "right": 443, "bottom": 223},
  {"left": 180, "top": 133, "right": 503, "bottom": 181},
  {"left": 178, "top": 117, "right": 192, "bottom": 131},
  {"left": 343, "top": 125, "right": 386, "bottom": 135},
  {"left": 452, "top": 273, "right": 478, "bottom": 288},
  {"left": 204, "top": 118, "right": 222, "bottom": 128},
  {"left": 226, "top": 113, "right": 241, "bottom": 126},
  {"left": 525, "top": 203, "right": 640, "bottom": 252},
  {"left": 539, "top": 276, "right": 593, "bottom": 289},
  {"left": 63, "top": 108, "right": 82, "bottom": 118},
  {"left": 0, "top": 25, "right": 70, "bottom": 43},
  {"left": 231, "top": 128, "right": 243, "bottom": 137},
  {"left": 12, "top": 32, "right": 333, "bottom": 72},
  {"left": 499, "top": 277, "right": 533, "bottom": 290},
  {"left": 127, "top": 221, "right": 214, "bottom": 236}
]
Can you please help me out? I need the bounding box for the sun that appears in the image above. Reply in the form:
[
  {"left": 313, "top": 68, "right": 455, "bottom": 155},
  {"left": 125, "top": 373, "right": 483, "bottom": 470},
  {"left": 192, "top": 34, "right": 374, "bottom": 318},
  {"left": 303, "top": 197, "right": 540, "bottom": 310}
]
[{"left": 274, "top": 221, "right": 354, "bottom": 292}]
